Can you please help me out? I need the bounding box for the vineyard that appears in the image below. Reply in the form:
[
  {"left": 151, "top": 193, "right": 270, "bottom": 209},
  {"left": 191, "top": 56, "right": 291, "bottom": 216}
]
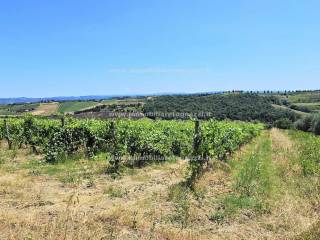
[
  {"left": 1, "top": 116, "right": 320, "bottom": 239},
  {"left": 0, "top": 116, "right": 263, "bottom": 174}
]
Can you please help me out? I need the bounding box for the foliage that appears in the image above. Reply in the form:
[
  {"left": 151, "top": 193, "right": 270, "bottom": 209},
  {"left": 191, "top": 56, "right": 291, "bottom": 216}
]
[
  {"left": 0, "top": 118, "right": 194, "bottom": 163},
  {"left": 186, "top": 120, "right": 263, "bottom": 187},
  {"left": 285, "top": 90, "right": 320, "bottom": 103},
  {"left": 274, "top": 118, "right": 293, "bottom": 129},
  {"left": 294, "top": 115, "right": 314, "bottom": 132},
  {"left": 0, "top": 118, "right": 263, "bottom": 176},
  {"left": 0, "top": 103, "right": 39, "bottom": 116},
  {"left": 311, "top": 114, "right": 320, "bottom": 135},
  {"left": 290, "top": 131, "right": 320, "bottom": 176},
  {"left": 58, "top": 101, "right": 100, "bottom": 113},
  {"left": 289, "top": 104, "right": 311, "bottom": 113},
  {"left": 144, "top": 93, "right": 297, "bottom": 123},
  {"left": 294, "top": 113, "right": 320, "bottom": 135},
  {"left": 200, "top": 120, "right": 263, "bottom": 160}
]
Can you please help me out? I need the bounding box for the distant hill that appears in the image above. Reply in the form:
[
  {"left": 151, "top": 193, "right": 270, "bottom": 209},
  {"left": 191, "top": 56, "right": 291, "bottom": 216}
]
[
  {"left": 144, "top": 93, "right": 297, "bottom": 123},
  {"left": 0, "top": 96, "right": 115, "bottom": 105},
  {"left": 0, "top": 94, "right": 156, "bottom": 105},
  {"left": 1, "top": 91, "right": 319, "bottom": 122},
  {"left": 1, "top": 90, "right": 319, "bottom": 105}
]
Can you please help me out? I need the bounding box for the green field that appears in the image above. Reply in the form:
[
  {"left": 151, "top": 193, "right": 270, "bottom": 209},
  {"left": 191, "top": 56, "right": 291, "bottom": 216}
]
[
  {"left": 0, "top": 103, "right": 40, "bottom": 115},
  {"left": 286, "top": 91, "right": 320, "bottom": 103},
  {"left": 58, "top": 101, "right": 100, "bottom": 113},
  {"left": 101, "top": 98, "right": 145, "bottom": 105},
  {"left": 58, "top": 99, "right": 144, "bottom": 114},
  {"left": 272, "top": 104, "right": 309, "bottom": 116},
  {"left": 274, "top": 91, "right": 320, "bottom": 114},
  {"left": 294, "top": 102, "right": 320, "bottom": 112}
]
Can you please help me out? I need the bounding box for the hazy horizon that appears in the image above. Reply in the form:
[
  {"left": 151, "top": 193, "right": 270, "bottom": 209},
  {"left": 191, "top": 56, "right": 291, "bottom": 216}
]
[{"left": 1, "top": 88, "right": 320, "bottom": 100}]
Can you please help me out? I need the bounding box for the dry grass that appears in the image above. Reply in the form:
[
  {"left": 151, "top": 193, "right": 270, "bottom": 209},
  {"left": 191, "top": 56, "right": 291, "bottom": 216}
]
[
  {"left": 270, "top": 128, "right": 300, "bottom": 177},
  {"left": 268, "top": 129, "right": 319, "bottom": 239},
  {"left": 32, "top": 102, "right": 59, "bottom": 116},
  {"left": 0, "top": 130, "right": 319, "bottom": 239}
]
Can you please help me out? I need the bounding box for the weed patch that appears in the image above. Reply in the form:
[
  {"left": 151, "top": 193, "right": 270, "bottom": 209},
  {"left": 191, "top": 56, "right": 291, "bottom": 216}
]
[{"left": 211, "top": 133, "right": 274, "bottom": 221}]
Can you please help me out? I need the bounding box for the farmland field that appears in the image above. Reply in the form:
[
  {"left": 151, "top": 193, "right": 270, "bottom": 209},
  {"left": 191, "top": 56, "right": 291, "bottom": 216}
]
[
  {"left": 272, "top": 91, "right": 320, "bottom": 115},
  {"left": 0, "top": 92, "right": 319, "bottom": 240},
  {"left": 0, "top": 103, "right": 40, "bottom": 116},
  {"left": 294, "top": 102, "right": 320, "bottom": 112},
  {"left": 287, "top": 91, "right": 320, "bottom": 103},
  {"left": 0, "top": 116, "right": 319, "bottom": 239},
  {"left": 58, "top": 101, "right": 101, "bottom": 113},
  {"left": 32, "top": 102, "right": 59, "bottom": 116},
  {"left": 2, "top": 0, "right": 320, "bottom": 239},
  {"left": 101, "top": 98, "right": 145, "bottom": 105}
]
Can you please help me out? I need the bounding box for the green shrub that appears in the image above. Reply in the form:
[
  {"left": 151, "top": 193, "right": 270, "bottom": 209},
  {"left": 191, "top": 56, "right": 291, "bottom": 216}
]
[
  {"left": 274, "top": 118, "right": 293, "bottom": 129},
  {"left": 294, "top": 115, "right": 313, "bottom": 132},
  {"left": 311, "top": 114, "right": 320, "bottom": 135},
  {"left": 295, "top": 114, "right": 320, "bottom": 135},
  {"left": 290, "top": 104, "right": 311, "bottom": 113}
]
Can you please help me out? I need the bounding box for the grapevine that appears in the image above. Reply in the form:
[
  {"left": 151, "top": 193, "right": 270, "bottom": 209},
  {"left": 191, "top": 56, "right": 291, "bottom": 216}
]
[{"left": 0, "top": 117, "right": 263, "bottom": 169}]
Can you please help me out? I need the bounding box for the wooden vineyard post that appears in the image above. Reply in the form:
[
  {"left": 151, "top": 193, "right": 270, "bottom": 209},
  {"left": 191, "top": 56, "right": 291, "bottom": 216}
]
[
  {"left": 4, "top": 119, "right": 12, "bottom": 150},
  {"left": 24, "top": 116, "right": 37, "bottom": 154},
  {"left": 193, "top": 120, "right": 201, "bottom": 156},
  {"left": 187, "top": 119, "right": 202, "bottom": 189},
  {"left": 109, "top": 120, "right": 120, "bottom": 174},
  {"left": 60, "top": 115, "right": 65, "bottom": 128}
]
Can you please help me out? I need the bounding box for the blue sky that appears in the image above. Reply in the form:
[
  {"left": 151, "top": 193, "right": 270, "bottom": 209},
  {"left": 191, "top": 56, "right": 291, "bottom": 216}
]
[{"left": 0, "top": 0, "right": 319, "bottom": 97}]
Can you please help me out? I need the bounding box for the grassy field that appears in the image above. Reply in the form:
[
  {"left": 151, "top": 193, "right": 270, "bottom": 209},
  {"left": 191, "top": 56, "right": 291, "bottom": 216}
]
[
  {"left": 294, "top": 102, "right": 320, "bottom": 112},
  {"left": 32, "top": 102, "right": 59, "bottom": 116},
  {"left": 58, "top": 101, "right": 101, "bottom": 113},
  {"left": 0, "top": 103, "right": 40, "bottom": 116},
  {"left": 274, "top": 91, "right": 320, "bottom": 114},
  {"left": 101, "top": 98, "right": 145, "bottom": 105},
  {"left": 287, "top": 91, "right": 320, "bottom": 103},
  {"left": 272, "top": 104, "right": 309, "bottom": 116},
  {"left": 0, "top": 98, "right": 145, "bottom": 116},
  {"left": 0, "top": 128, "right": 319, "bottom": 239}
]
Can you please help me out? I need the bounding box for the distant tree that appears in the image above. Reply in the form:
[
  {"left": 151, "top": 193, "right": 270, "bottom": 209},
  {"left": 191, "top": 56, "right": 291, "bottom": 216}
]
[{"left": 143, "top": 93, "right": 297, "bottom": 123}]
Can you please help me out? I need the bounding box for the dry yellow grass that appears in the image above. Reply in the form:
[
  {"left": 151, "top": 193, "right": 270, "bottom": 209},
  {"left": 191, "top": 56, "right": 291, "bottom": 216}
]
[
  {"left": 268, "top": 129, "right": 319, "bottom": 238},
  {"left": 32, "top": 102, "right": 59, "bottom": 116},
  {"left": 0, "top": 130, "right": 319, "bottom": 239}
]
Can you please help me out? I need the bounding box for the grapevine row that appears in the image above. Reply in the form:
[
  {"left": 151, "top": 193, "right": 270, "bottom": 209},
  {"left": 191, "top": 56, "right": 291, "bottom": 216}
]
[{"left": 0, "top": 116, "right": 264, "bottom": 167}]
